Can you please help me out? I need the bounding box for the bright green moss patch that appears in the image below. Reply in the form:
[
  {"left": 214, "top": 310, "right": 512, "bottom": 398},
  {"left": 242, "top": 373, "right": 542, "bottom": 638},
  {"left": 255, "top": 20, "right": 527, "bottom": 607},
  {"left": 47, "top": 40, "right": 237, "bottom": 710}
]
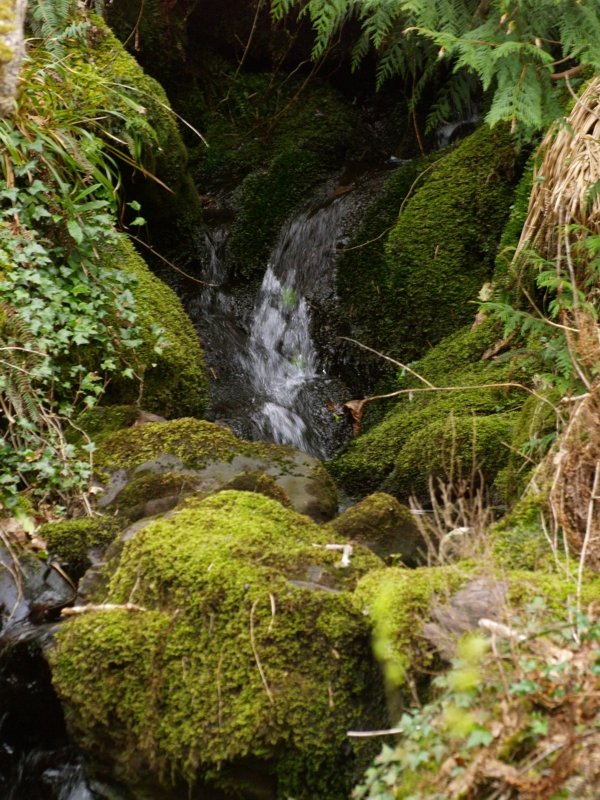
[
  {"left": 50, "top": 492, "right": 384, "bottom": 798},
  {"left": 41, "top": 516, "right": 122, "bottom": 579},
  {"left": 384, "top": 125, "right": 521, "bottom": 360}
]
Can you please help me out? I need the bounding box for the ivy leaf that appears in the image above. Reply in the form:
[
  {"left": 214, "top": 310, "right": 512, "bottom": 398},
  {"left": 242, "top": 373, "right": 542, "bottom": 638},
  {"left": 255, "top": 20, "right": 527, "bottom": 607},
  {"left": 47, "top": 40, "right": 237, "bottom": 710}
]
[{"left": 66, "top": 219, "right": 84, "bottom": 244}]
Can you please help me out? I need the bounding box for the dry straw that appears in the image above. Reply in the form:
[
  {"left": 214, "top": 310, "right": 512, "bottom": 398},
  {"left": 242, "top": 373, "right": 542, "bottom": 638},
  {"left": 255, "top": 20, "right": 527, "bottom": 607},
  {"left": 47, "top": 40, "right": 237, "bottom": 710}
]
[{"left": 515, "top": 77, "right": 600, "bottom": 569}]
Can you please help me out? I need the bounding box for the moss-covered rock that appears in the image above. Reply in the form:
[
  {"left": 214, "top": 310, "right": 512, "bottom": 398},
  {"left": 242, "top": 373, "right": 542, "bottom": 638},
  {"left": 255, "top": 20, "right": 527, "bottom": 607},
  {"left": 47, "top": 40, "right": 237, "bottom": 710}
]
[
  {"left": 335, "top": 154, "right": 437, "bottom": 354},
  {"left": 40, "top": 516, "right": 122, "bottom": 581},
  {"left": 354, "top": 564, "right": 600, "bottom": 696},
  {"left": 49, "top": 491, "right": 385, "bottom": 799},
  {"left": 383, "top": 124, "right": 521, "bottom": 360},
  {"left": 95, "top": 417, "right": 338, "bottom": 522},
  {"left": 99, "top": 237, "right": 207, "bottom": 418},
  {"left": 328, "top": 493, "right": 424, "bottom": 566},
  {"left": 329, "top": 322, "right": 528, "bottom": 500}
]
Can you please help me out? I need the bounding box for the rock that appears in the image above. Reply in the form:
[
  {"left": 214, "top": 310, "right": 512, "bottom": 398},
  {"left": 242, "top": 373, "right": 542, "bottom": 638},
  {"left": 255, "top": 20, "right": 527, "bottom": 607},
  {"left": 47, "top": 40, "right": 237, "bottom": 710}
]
[
  {"left": 0, "top": 547, "right": 75, "bottom": 632},
  {"left": 327, "top": 493, "right": 424, "bottom": 565},
  {"left": 94, "top": 417, "right": 338, "bottom": 523},
  {"left": 49, "top": 492, "right": 385, "bottom": 799}
]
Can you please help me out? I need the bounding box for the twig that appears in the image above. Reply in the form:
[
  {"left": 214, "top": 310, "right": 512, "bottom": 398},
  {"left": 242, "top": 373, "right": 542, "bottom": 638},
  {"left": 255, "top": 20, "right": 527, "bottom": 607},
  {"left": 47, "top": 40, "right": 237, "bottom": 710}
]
[
  {"left": 340, "top": 337, "right": 435, "bottom": 388},
  {"left": 128, "top": 234, "right": 220, "bottom": 287},
  {"left": 250, "top": 598, "right": 274, "bottom": 704},
  {"left": 347, "top": 727, "right": 404, "bottom": 738},
  {"left": 61, "top": 603, "right": 146, "bottom": 616}
]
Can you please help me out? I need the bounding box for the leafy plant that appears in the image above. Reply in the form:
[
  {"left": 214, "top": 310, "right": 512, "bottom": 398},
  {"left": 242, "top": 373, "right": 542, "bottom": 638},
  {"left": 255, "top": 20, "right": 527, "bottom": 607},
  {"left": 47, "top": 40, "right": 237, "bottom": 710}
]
[
  {"left": 354, "top": 604, "right": 600, "bottom": 799},
  {"left": 0, "top": 19, "right": 163, "bottom": 509},
  {"left": 270, "top": 0, "right": 600, "bottom": 139}
]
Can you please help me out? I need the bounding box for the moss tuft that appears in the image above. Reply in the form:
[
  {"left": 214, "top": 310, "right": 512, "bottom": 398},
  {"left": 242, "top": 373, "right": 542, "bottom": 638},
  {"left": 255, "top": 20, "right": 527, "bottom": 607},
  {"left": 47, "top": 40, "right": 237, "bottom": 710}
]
[
  {"left": 328, "top": 493, "right": 423, "bottom": 565},
  {"left": 50, "top": 491, "right": 385, "bottom": 798},
  {"left": 41, "top": 516, "right": 122, "bottom": 580}
]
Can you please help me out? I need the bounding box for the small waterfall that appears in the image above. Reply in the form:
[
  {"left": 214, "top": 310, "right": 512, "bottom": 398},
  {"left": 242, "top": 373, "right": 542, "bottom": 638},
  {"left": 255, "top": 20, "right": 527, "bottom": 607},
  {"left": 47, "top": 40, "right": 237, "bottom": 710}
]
[
  {"left": 186, "top": 167, "right": 396, "bottom": 458},
  {"left": 242, "top": 200, "right": 345, "bottom": 454}
]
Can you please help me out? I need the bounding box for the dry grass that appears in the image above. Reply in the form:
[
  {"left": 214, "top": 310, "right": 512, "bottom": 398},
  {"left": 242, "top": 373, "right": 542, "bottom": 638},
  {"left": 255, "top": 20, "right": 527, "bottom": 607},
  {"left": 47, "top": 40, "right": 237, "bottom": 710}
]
[{"left": 517, "top": 77, "right": 600, "bottom": 262}]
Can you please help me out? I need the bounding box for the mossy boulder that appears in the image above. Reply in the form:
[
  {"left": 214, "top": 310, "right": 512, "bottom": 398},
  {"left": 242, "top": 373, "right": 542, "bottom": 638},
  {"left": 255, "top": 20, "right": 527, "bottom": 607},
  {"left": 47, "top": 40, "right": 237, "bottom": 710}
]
[
  {"left": 101, "top": 237, "right": 208, "bottom": 419},
  {"left": 49, "top": 491, "right": 385, "bottom": 799},
  {"left": 40, "top": 517, "right": 122, "bottom": 581},
  {"left": 329, "top": 322, "right": 528, "bottom": 500},
  {"left": 383, "top": 124, "right": 521, "bottom": 361},
  {"left": 95, "top": 417, "right": 338, "bottom": 522},
  {"left": 328, "top": 493, "right": 424, "bottom": 566},
  {"left": 354, "top": 564, "right": 600, "bottom": 697}
]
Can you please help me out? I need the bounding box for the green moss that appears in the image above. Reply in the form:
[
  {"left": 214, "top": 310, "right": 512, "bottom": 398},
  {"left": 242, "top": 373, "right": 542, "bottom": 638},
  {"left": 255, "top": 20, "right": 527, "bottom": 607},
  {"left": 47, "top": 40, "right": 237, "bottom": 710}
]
[
  {"left": 41, "top": 516, "right": 122, "bottom": 579},
  {"left": 72, "top": 404, "right": 139, "bottom": 446},
  {"left": 50, "top": 491, "right": 385, "bottom": 798},
  {"left": 327, "top": 493, "right": 423, "bottom": 565},
  {"left": 112, "top": 471, "right": 200, "bottom": 520},
  {"left": 189, "top": 72, "right": 358, "bottom": 278},
  {"left": 220, "top": 470, "right": 292, "bottom": 508},
  {"left": 383, "top": 125, "right": 521, "bottom": 360},
  {"left": 336, "top": 154, "right": 438, "bottom": 351},
  {"left": 387, "top": 410, "right": 518, "bottom": 501},
  {"left": 229, "top": 147, "right": 326, "bottom": 278},
  {"left": 330, "top": 332, "right": 527, "bottom": 499},
  {"left": 95, "top": 418, "right": 244, "bottom": 473},
  {"left": 102, "top": 237, "right": 208, "bottom": 418},
  {"left": 491, "top": 491, "right": 557, "bottom": 571},
  {"left": 493, "top": 157, "right": 535, "bottom": 286},
  {"left": 493, "top": 389, "right": 560, "bottom": 505},
  {"left": 95, "top": 417, "right": 339, "bottom": 522},
  {"left": 354, "top": 566, "right": 470, "bottom": 688}
]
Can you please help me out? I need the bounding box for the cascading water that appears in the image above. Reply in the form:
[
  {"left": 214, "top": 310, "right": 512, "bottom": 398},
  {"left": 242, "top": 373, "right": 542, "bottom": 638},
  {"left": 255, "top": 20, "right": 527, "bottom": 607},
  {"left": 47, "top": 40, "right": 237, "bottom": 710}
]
[
  {"left": 187, "top": 187, "right": 369, "bottom": 459},
  {"left": 242, "top": 199, "right": 345, "bottom": 455}
]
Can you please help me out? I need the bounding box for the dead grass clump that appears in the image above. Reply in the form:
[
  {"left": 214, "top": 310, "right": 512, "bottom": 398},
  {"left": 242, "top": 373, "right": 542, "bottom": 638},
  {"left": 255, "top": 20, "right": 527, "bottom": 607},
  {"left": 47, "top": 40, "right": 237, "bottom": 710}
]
[{"left": 549, "top": 386, "right": 600, "bottom": 569}]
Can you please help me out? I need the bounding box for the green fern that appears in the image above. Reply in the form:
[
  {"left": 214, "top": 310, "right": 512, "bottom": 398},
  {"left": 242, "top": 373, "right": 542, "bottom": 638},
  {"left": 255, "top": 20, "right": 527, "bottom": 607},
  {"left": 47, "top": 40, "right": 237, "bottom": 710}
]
[{"left": 271, "top": 0, "right": 600, "bottom": 140}]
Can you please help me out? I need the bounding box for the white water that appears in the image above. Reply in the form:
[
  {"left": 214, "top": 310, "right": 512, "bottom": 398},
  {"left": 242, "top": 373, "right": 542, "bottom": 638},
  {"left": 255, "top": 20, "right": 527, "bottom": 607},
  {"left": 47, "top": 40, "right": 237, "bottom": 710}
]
[{"left": 242, "top": 200, "right": 345, "bottom": 453}]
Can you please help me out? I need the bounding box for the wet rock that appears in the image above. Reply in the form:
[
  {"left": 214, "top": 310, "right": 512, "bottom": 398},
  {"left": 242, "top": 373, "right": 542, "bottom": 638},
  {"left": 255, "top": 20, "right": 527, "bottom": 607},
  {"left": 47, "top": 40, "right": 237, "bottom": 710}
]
[
  {"left": 0, "top": 547, "right": 75, "bottom": 632},
  {"left": 94, "top": 417, "right": 338, "bottom": 523}
]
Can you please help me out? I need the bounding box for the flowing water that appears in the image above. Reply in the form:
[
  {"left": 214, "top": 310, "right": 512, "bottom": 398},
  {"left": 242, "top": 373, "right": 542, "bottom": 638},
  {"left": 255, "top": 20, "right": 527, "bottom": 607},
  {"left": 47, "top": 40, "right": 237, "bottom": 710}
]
[
  {"left": 241, "top": 198, "right": 346, "bottom": 454},
  {"left": 187, "top": 175, "right": 390, "bottom": 459}
]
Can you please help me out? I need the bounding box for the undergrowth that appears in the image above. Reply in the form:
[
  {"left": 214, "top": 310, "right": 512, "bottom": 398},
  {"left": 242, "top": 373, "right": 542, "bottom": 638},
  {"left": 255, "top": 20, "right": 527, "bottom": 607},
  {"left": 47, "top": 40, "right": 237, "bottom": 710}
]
[{"left": 0, "top": 7, "right": 163, "bottom": 510}]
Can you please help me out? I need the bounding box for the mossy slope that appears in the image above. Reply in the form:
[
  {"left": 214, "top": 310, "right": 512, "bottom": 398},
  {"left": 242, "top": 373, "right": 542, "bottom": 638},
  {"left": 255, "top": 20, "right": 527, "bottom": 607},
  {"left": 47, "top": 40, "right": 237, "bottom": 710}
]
[
  {"left": 330, "top": 320, "right": 527, "bottom": 500},
  {"left": 383, "top": 124, "right": 520, "bottom": 361},
  {"left": 50, "top": 491, "right": 384, "bottom": 799}
]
